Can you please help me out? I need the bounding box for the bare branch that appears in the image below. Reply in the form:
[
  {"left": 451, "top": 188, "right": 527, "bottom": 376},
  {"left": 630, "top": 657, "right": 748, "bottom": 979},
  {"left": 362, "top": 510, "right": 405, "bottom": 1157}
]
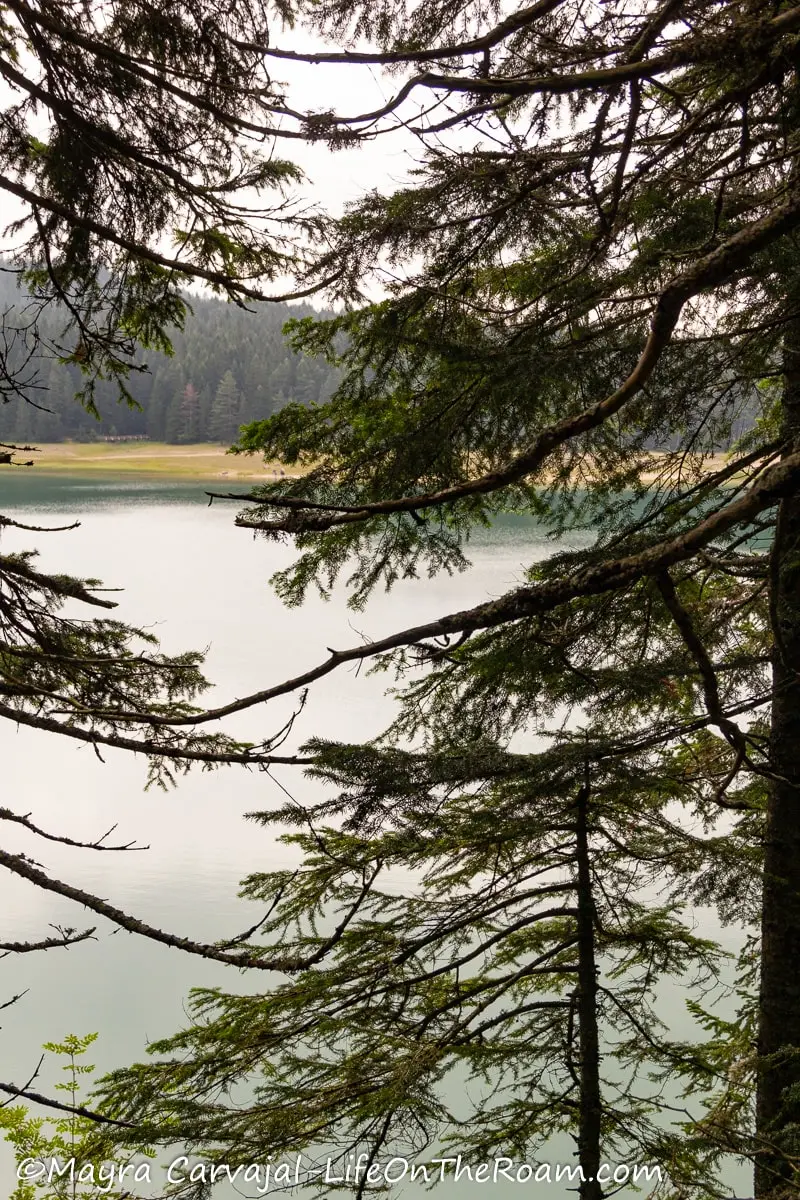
[
  {"left": 0, "top": 990, "right": 28, "bottom": 1014},
  {"left": 0, "top": 1078, "right": 136, "bottom": 1128},
  {"left": 0, "top": 849, "right": 327, "bottom": 971},
  {"left": 0, "top": 808, "right": 148, "bottom": 851},
  {"left": 0, "top": 926, "right": 96, "bottom": 956},
  {"left": 0, "top": 515, "right": 81, "bottom": 533}
]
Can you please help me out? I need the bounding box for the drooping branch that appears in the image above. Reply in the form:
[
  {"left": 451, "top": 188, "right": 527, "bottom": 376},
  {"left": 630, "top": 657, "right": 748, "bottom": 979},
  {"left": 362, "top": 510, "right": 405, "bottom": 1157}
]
[
  {"left": 0, "top": 174, "right": 335, "bottom": 306},
  {"left": 0, "top": 848, "right": 340, "bottom": 972},
  {"left": 0, "top": 700, "right": 312, "bottom": 767},
  {"left": 0, "top": 515, "right": 80, "bottom": 533},
  {"left": 99, "top": 450, "right": 800, "bottom": 730},
  {"left": 258, "top": 5, "right": 800, "bottom": 129},
  {"left": 1, "top": 0, "right": 308, "bottom": 142},
  {"left": 238, "top": 0, "right": 566, "bottom": 67},
  {"left": 0, "top": 552, "right": 117, "bottom": 608},
  {"left": 222, "top": 197, "right": 800, "bottom": 535},
  {"left": 656, "top": 570, "right": 749, "bottom": 753}
]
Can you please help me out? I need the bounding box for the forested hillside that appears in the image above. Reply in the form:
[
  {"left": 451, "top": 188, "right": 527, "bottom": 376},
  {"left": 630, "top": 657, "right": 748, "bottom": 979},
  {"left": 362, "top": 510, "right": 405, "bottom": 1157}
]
[{"left": 0, "top": 272, "right": 338, "bottom": 443}]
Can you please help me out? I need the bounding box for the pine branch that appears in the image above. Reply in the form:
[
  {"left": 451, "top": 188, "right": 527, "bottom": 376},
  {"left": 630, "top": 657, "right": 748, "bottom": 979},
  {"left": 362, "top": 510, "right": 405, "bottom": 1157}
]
[
  {"left": 227, "top": 197, "right": 800, "bottom": 535},
  {"left": 88, "top": 450, "right": 800, "bottom": 730}
]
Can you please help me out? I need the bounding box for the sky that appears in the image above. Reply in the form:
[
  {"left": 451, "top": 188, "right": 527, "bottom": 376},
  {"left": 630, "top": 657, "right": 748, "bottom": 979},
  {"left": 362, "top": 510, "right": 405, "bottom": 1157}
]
[
  {"left": 269, "top": 50, "right": 419, "bottom": 212},
  {"left": 0, "top": 20, "right": 423, "bottom": 293}
]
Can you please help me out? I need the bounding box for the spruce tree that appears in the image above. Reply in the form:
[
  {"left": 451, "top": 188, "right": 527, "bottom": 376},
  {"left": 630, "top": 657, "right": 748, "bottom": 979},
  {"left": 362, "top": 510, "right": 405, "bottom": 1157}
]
[
  {"left": 90, "top": 2, "right": 800, "bottom": 1196},
  {"left": 6, "top": 4, "right": 800, "bottom": 1198},
  {"left": 208, "top": 370, "right": 243, "bottom": 444}
]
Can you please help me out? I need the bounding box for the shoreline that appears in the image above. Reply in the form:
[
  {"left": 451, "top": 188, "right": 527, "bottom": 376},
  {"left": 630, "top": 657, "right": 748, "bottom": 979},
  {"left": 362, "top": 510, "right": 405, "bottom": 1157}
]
[
  {"left": 0, "top": 442, "right": 298, "bottom": 481},
  {"left": 0, "top": 441, "right": 735, "bottom": 485}
]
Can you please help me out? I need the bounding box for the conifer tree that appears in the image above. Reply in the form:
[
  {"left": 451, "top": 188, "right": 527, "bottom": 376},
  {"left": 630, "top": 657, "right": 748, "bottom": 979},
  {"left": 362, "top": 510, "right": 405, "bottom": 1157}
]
[
  {"left": 7, "top": 4, "right": 800, "bottom": 1199},
  {"left": 95, "top": 740, "right": 743, "bottom": 1198},
  {"left": 0, "top": 276, "right": 340, "bottom": 443},
  {"left": 208, "top": 370, "right": 242, "bottom": 443},
  {"left": 0, "top": 2, "right": 322, "bottom": 996},
  {"left": 88, "top": 1, "right": 800, "bottom": 1196},
  {"left": 0, "top": 0, "right": 316, "bottom": 415},
  {"left": 0, "top": 1, "right": 327, "bottom": 764}
]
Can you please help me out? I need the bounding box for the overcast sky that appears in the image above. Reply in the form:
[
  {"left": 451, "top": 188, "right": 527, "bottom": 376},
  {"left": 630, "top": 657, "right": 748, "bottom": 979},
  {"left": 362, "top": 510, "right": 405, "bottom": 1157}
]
[{"left": 0, "top": 25, "right": 423, "bottom": 288}]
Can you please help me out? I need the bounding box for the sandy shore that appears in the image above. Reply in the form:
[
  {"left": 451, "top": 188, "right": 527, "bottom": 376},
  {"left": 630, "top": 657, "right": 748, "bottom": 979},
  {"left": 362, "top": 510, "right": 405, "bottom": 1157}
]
[
  {"left": 2, "top": 441, "right": 736, "bottom": 485},
  {"left": 5, "top": 442, "right": 299, "bottom": 480}
]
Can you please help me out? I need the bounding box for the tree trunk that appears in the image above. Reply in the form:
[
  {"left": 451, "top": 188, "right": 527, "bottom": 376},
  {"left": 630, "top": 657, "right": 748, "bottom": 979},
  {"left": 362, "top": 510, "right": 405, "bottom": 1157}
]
[
  {"left": 756, "top": 279, "right": 800, "bottom": 1198},
  {"left": 575, "top": 783, "right": 604, "bottom": 1200}
]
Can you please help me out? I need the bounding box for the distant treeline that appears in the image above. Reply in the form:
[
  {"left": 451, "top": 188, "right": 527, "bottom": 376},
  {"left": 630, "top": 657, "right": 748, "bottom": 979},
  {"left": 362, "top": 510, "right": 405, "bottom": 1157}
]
[
  {"left": 0, "top": 273, "right": 339, "bottom": 444},
  {"left": 0, "top": 271, "right": 762, "bottom": 451}
]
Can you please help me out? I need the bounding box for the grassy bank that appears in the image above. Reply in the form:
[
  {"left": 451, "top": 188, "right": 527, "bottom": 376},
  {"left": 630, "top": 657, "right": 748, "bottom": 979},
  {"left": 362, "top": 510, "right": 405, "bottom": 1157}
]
[
  {"left": 7, "top": 441, "right": 735, "bottom": 485},
  {"left": 13, "top": 442, "right": 298, "bottom": 480}
]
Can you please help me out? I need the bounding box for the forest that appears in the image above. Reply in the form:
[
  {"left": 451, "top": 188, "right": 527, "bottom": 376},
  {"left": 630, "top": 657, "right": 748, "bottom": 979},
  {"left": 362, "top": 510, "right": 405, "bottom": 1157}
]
[
  {"left": 4, "top": 1, "right": 800, "bottom": 1198},
  {"left": 0, "top": 270, "right": 338, "bottom": 443}
]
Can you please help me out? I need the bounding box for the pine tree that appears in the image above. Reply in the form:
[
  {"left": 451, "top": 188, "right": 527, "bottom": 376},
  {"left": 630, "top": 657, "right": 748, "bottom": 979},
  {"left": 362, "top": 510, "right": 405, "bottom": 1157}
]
[{"left": 208, "top": 370, "right": 243, "bottom": 444}]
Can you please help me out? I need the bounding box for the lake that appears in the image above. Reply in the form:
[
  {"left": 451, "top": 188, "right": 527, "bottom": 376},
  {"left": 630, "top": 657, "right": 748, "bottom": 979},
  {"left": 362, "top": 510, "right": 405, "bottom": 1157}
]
[{"left": 0, "top": 474, "right": 750, "bottom": 1197}]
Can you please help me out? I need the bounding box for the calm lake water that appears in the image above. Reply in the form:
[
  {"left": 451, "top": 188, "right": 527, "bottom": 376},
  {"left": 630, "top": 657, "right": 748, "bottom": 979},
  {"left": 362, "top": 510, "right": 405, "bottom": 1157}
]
[{"left": 0, "top": 475, "right": 750, "bottom": 1197}]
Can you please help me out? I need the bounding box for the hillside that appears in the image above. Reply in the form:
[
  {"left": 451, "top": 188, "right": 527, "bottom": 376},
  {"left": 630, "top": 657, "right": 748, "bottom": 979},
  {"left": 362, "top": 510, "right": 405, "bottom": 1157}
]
[{"left": 0, "top": 272, "right": 339, "bottom": 444}]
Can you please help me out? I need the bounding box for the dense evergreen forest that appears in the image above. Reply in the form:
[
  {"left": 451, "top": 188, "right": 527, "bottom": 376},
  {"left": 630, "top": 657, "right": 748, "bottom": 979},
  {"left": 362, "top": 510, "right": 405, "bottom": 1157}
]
[{"left": 0, "top": 271, "right": 338, "bottom": 443}]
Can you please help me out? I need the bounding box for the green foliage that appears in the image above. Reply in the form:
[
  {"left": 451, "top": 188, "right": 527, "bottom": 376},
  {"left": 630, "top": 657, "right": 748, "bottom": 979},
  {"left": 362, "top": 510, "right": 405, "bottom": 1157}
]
[
  {"left": 93, "top": 728, "right": 742, "bottom": 1197},
  {"left": 0, "top": 276, "right": 339, "bottom": 444},
  {"left": 0, "top": 0, "right": 311, "bottom": 410},
  {"left": 85, "top": 0, "right": 800, "bottom": 1191},
  {"left": 4, "top": 0, "right": 800, "bottom": 1196},
  {"left": 0, "top": 539, "right": 278, "bottom": 786},
  {"left": 0, "top": 1035, "right": 154, "bottom": 1199}
]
